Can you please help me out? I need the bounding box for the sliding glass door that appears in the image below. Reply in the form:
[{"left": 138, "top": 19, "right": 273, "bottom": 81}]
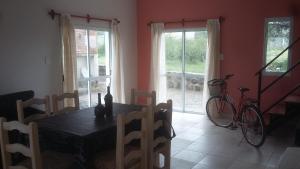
[
  {"left": 74, "top": 27, "right": 111, "bottom": 108},
  {"left": 164, "top": 29, "right": 207, "bottom": 114}
]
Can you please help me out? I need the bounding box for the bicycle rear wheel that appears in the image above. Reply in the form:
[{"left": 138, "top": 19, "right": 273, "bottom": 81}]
[
  {"left": 206, "top": 95, "right": 235, "bottom": 127},
  {"left": 241, "top": 105, "right": 266, "bottom": 147}
]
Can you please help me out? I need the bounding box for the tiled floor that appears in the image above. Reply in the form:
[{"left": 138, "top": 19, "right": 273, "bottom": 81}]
[{"left": 170, "top": 112, "right": 298, "bottom": 169}]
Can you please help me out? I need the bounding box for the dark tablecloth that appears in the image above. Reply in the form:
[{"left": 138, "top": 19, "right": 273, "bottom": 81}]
[{"left": 37, "top": 103, "right": 143, "bottom": 169}]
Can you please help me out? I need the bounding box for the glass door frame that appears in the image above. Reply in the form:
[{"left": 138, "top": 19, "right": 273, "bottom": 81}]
[
  {"left": 164, "top": 28, "right": 207, "bottom": 113},
  {"left": 74, "top": 25, "right": 112, "bottom": 107}
]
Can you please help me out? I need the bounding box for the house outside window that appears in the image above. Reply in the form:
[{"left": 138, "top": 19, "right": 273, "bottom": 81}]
[{"left": 263, "top": 17, "right": 293, "bottom": 74}]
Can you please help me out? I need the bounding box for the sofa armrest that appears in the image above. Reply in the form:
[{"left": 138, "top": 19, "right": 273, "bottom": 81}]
[{"left": 0, "top": 90, "right": 34, "bottom": 120}]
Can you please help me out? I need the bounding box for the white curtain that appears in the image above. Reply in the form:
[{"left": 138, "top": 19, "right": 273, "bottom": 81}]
[
  {"left": 150, "top": 23, "right": 166, "bottom": 103},
  {"left": 203, "top": 19, "right": 221, "bottom": 108},
  {"left": 60, "top": 15, "right": 77, "bottom": 106},
  {"left": 111, "top": 20, "right": 125, "bottom": 103}
]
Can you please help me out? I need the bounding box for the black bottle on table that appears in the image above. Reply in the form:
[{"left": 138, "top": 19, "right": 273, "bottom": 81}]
[
  {"left": 95, "top": 93, "right": 105, "bottom": 118},
  {"left": 104, "top": 86, "right": 113, "bottom": 118}
]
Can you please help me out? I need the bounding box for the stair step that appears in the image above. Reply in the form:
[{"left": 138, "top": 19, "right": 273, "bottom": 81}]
[
  {"left": 268, "top": 103, "right": 286, "bottom": 115},
  {"left": 284, "top": 95, "right": 300, "bottom": 103}
]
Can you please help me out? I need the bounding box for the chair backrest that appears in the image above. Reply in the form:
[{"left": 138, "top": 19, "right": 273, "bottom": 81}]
[
  {"left": 17, "top": 96, "right": 51, "bottom": 123},
  {"left": 130, "top": 88, "right": 156, "bottom": 107},
  {"left": 116, "top": 107, "right": 149, "bottom": 169},
  {"left": 0, "top": 118, "right": 42, "bottom": 169},
  {"left": 149, "top": 100, "right": 173, "bottom": 169},
  {"left": 52, "top": 90, "right": 79, "bottom": 114}
]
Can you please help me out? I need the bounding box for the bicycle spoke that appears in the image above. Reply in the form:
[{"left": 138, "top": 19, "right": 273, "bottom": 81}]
[
  {"left": 206, "top": 96, "right": 234, "bottom": 127},
  {"left": 241, "top": 106, "right": 265, "bottom": 147},
  {"left": 214, "top": 99, "right": 220, "bottom": 113}
]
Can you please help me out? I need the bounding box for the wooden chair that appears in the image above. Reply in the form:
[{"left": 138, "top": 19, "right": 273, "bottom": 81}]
[
  {"left": 52, "top": 90, "right": 79, "bottom": 114},
  {"left": 0, "top": 118, "right": 42, "bottom": 169},
  {"left": 17, "top": 96, "right": 51, "bottom": 123},
  {"left": 94, "top": 107, "right": 149, "bottom": 169},
  {"left": 0, "top": 118, "right": 75, "bottom": 169},
  {"left": 130, "top": 88, "right": 156, "bottom": 107},
  {"left": 149, "top": 100, "right": 173, "bottom": 169}
]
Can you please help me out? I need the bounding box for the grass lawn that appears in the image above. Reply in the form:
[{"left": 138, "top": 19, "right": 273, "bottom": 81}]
[
  {"left": 97, "top": 55, "right": 205, "bottom": 74},
  {"left": 166, "top": 59, "right": 205, "bottom": 74},
  {"left": 98, "top": 56, "right": 106, "bottom": 65},
  {"left": 266, "top": 48, "right": 289, "bottom": 72}
]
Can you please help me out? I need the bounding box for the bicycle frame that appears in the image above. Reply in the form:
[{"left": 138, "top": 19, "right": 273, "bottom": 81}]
[
  {"left": 219, "top": 83, "right": 253, "bottom": 124},
  {"left": 235, "top": 93, "right": 249, "bottom": 122}
]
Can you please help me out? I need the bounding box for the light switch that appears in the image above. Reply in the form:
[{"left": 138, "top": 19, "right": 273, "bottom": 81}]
[{"left": 44, "top": 55, "right": 51, "bottom": 65}]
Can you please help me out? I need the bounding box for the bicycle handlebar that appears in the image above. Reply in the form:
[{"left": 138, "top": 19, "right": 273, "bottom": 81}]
[{"left": 208, "top": 74, "right": 234, "bottom": 86}]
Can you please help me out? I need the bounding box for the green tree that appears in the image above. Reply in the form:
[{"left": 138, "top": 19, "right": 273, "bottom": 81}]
[{"left": 165, "top": 31, "right": 208, "bottom": 73}]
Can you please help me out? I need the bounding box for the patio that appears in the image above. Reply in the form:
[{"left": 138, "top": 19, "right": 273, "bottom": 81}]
[{"left": 78, "top": 71, "right": 205, "bottom": 114}]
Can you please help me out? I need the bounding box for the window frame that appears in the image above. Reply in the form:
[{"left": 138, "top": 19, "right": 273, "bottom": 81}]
[
  {"left": 73, "top": 24, "right": 112, "bottom": 108},
  {"left": 263, "top": 17, "right": 293, "bottom": 76}
]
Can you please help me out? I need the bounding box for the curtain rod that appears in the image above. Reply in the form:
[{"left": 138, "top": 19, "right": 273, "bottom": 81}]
[
  {"left": 48, "top": 9, "right": 120, "bottom": 24},
  {"left": 147, "top": 17, "right": 224, "bottom": 26}
]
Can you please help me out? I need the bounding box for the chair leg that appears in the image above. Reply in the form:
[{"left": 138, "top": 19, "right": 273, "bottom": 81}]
[
  {"left": 164, "top": 144, "right": 171, "bottom": 169},
  {"left": 154, "top": 152, "right": 160, "bottom": 168}
]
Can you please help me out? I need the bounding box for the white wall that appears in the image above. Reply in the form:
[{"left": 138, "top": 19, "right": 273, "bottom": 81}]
[{"left": 0, "top": 0, "right": 137, "bottom": 102}]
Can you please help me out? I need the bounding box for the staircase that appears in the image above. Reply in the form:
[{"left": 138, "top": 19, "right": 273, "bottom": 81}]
[
  {"left": 255, "top": 37, "right": 300, "bottom": 136},
  {"left": 269, "top": 95, "right": 300, "bottom": 115}
]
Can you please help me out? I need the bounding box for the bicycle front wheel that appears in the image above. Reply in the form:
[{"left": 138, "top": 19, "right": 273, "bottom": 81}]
[
  {"left": 206, "top": 95, "right": 235, "bottom": 127},
  {"left": 241, "top": 105, "right": 266, "bottom": 147}
]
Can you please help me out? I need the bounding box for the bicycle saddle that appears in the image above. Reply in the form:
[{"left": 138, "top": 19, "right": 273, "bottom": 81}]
[{"left": 239, "top": 87, "right": 250, "bottom": 93}]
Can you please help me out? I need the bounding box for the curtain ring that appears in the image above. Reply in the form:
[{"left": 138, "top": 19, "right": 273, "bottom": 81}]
[{"left": 86, "top": 14, "right": 90, "bottom": 23}]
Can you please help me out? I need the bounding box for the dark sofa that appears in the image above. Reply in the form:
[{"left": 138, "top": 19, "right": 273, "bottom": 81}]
[{"left": 0, "top": 90, "right": 41, "bottom": 121}]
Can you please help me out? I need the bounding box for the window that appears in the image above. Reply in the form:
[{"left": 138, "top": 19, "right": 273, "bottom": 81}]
[
  {"left": 75, "top": 27, "right": 111, "bottom": 108},
  {"left": 264, "top": 17, "right": 293, "bottom": 74}
]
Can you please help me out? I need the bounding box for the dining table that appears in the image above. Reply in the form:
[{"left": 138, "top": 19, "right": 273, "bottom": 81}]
[{"left": 36, "top": 103, "right": 143, "bottom": 169}]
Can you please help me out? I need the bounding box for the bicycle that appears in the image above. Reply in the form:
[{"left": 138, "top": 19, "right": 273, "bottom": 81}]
[{"left": 206, "top": 74, "right": 266, "bottom": 147}]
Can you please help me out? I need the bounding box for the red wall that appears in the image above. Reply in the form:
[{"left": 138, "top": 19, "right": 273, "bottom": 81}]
[{"left": 137, "top": 0, "right": 300, "bottom": 111}]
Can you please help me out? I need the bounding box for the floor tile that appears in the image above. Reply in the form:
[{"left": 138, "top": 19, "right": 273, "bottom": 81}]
[
  {"left": 266, "top": 153, "right": 282, "bottom": 168},
  {"left": 176, "top": 132, "right": 202, "bottom": 141},
  {"left": 228, "top": 160, "right": 267, "bottom": 169},
  {"left": 171, "top": 157, "right": 197, "bottom": 169},
  {"left": 171, "top": 145, "right": 186, "bottom": 156},
  {"left": 174, "top": 150, "right": 206, "bottom": 163},
  {"left": 170, "top": 112, "right": 297, "bottom": 169},
  {"left": 198, "top": 155, "right": 234, "bottom": 169},
  {"left": 234, "top": 145, "right": 272, "bottom": 165},
  {"left": 186, "top": 140, "right": 217, "bottom": 154},
  {"left": 172, "top": 138, "right": 194, "bottom": 148},
  {"left": 192, "top": 163, "right": 224, "bottom": 169}
]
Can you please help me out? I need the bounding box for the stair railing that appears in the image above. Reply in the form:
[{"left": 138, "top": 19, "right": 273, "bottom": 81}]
[{"left": 255, "top": 37, "right": 300, "bottom": 114}]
